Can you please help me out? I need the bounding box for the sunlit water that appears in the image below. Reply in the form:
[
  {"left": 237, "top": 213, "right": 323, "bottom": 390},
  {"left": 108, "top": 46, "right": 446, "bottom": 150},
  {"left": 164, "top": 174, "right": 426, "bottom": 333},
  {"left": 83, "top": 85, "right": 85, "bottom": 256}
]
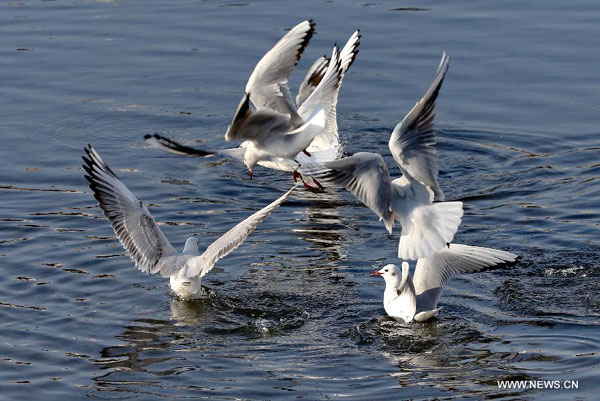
[{"left": 1, "top": 0, "right": 599, "bottom": 399}]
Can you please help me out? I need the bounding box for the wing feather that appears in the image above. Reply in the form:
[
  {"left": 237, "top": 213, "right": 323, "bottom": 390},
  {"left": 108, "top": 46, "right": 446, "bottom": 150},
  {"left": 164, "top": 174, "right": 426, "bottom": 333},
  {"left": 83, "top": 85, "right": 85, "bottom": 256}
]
[
  {"left": 389, "top": 52, "right": 450, "bottom": 201},
  {"left": 184, "top": 184, "right": 297, "bottom": 278},
  {"left": 307, "top": 30, "right": 361, "bottom": 154},
  {"left": 246, "top": 20, "right": 315, "bottom": 127},
  {"left": 296, "top": 55, "right": 330, "bottom": 108},
  {"left": 82, "top": 145, "right": 180, "bottom": 276},
  {"left": 297, "top": 44, "right": 343, "bottom": 122},
  {"left": 413, "top": 244, "right": 518, "bottom": 309},
  {"left": 225, "top": 93, "right": 293, "bottom": 144},
  {"left": 312, "top": 152, "right": 395, "bottom": 233}
]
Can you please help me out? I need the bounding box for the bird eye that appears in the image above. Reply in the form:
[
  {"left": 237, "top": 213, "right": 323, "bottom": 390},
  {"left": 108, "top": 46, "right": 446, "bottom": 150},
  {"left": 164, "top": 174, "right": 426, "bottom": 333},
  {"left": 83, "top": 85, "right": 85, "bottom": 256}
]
[{"left": 384, "top": 269, "right": 388, "bottom": 272}]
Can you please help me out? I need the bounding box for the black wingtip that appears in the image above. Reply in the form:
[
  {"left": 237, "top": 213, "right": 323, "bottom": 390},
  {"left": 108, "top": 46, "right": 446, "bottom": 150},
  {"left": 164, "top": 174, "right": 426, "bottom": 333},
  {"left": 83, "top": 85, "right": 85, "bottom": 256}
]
[
  {"left": 144, "top": 134, "right": 152, "bottom": 140},
  {"left": 81, "top": 144, "right": 119, "bottom": 179},
  {"left": 83, "top": 144, "right": 93, "bottom": 162},
  {"left": 295, "top": 20, "right": 316, "bottom": 64},
  {"left": 307, "top": 58, "right": 329, "bottom": 87},
  {"left": 347, "top": 48, "right": 360, "bottom": 70},
  {"left": 148, "top": 133, "right": 216, "bottom": 157},
  {"left": 235, "top": 93, "right": 251, "bottom": 120}
]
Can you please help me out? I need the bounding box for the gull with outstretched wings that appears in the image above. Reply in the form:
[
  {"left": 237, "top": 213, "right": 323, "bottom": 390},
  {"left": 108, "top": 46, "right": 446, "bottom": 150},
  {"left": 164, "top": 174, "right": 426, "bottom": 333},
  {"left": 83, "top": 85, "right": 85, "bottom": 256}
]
[
  {"left": 224, "top": 21, "right": 353, "bottom": 191},
  {"left": 82, "top": 145, "right": 296, "bottom": 300},
  {"left": 310, "top": 52, "right": 463, "bottom": 259},
  {"left": 145, "top": 23, "right": 361, "bottom": 190},
  {"left": 371, "top": 244, "right": 518, "bottom": 322}
]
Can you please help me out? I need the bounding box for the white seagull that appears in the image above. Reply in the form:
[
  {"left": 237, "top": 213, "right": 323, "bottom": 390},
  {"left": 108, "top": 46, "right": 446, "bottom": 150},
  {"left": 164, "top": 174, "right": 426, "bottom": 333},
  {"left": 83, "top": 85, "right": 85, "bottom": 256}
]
[
  {"left": 309, "top": 52, "right": 463, "bottom": 259},
  {"left": 82, "top": 145, "right": 296, "bottom": 300},
  {"left": 371, "top": 244, "right": 518, "bottom": 322},
  {"left": 224, "top": 22, "right": 358, "bottom": 190},
  {"left": 145, "top": 22, "right": 361, "bottom": 186}
]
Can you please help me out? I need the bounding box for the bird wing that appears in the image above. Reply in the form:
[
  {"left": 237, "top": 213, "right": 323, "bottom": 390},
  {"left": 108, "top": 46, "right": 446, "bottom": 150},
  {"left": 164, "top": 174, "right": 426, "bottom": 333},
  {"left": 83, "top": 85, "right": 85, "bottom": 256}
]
[
  {"left": 225, "top": 93, "right": 294, "bottom": 143},
  {"left": 391, "top": 176, "right": 463, "bottom": 260},
  {"left": 246, "top": 20, "right": 315, "bottom": 127},
  {"left": 306, "top": 30, "right": 361, "bottom": 154},
  {"left": 413, "top": 244, "right": 518, "bottom": 309},
  {"left": 388, "top": 52, "right": 450, "bottom": 201},
  {"left": 311, "top": 152, "right": 395, "bottom": 233},
  {"left": 183, "top": 184, "right": 298, "bottom": 279},
  {"left": 297, "top": 44, "right": 343, "bottom": 123},
  {"left": 144, "top": 133, "right": 246, "bottom": 161},
  {"left": 82, "top": 145, "right": 184, "bottom": 278},
  {"left": 296, "top": 55, "right": 330, "bottom": 108}
]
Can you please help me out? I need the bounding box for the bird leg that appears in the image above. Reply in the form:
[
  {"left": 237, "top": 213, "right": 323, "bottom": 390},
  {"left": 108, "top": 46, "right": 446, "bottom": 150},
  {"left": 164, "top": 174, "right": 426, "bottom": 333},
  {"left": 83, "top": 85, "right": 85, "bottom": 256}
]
[
  {"left": 292, "top": 166, "right": 301, "bottom": 182},
  {"left": 292, "top": 163, "right": 320, "bottom": 193},
  {"left": 310, "top": 175, "right": 325, "bottom": 191}
]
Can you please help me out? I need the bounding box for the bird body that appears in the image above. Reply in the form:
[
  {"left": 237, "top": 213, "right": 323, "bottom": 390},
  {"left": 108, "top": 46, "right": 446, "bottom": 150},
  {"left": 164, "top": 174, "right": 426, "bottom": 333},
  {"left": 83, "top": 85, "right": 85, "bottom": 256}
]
[
  {"left": 372, "top": 245, "right": 518, "bottom": 322},
  {"left": 145, "top": 24, "right": 361, "bottom": 180},
  {"left": 83, "top": 145, "right": 296, "bottom": 300},
  {"left": 312, "top": 52, "right": 463, "bottom": 259}
]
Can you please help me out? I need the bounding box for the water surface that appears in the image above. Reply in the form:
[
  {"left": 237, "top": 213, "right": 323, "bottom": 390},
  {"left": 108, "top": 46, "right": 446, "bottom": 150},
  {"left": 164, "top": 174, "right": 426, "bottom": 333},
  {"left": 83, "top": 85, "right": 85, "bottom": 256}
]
[{"left": 1, "top": 0, "right": 599, "bottom": 399}]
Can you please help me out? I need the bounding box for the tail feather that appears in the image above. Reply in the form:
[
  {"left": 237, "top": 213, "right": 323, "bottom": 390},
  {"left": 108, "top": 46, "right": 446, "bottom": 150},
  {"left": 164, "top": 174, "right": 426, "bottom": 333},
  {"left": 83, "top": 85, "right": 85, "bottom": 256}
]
[
  {"left": 380, "top": 215, "right": 394, "bottom": 234},
  {"left": 398, "top": 201, "right": 463, "bottom": 260},
  {"left": 414, "top": 308, "right": 441, "bottom": 322}
]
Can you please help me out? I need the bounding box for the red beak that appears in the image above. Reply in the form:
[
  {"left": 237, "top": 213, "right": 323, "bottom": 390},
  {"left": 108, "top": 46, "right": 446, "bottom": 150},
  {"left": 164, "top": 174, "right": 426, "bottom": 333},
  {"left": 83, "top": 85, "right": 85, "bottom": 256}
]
[
  {"left": 370, "top": 270, "right": 383, "bottom": 276},
  {"left": 248, "top": 170, "right": 253, "bottom": 179}
]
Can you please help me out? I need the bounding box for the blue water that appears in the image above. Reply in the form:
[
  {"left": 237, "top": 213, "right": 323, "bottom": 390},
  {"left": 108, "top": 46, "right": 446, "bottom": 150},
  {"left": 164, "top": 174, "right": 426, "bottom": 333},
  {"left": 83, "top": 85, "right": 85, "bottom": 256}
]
[{"left": 1, "top": 0, "right": 599, "bottom": 399}]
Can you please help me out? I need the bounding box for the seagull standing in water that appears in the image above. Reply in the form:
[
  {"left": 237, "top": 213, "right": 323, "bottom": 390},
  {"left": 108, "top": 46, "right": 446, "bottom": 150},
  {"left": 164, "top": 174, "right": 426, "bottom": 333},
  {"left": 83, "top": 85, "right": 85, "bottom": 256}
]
[
  {"left": 371, "top": 244, "right": 518, "bottom": 322},
  {"left": 145, "top": 22, "right": 361, "bottom": 188},
  {"left": 311, "top": 52, "right": 463, "bottom": 259},
  {"left": 82, "top": 145, "right": 296, "bottom": 300}
]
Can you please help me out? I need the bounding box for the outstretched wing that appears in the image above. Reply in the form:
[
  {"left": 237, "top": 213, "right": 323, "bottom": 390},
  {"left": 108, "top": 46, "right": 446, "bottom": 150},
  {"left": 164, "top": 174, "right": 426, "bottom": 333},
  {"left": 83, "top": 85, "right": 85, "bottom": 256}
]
[
  {"left": 307, "top": 30, "right": 361, "bottom": 154},
  {"left": 413, "top": 243, "right": 518, "bottom": 309},
  {"left": 183, "top": 184, "right": 298, "bottom": 279},
  {"left": 297, "top": 44, "right": 343, "bottom": 123},
  {"left": 144, "top": 134, "right": 216, "bottom": 157},
  {"left": 312, "top": 152, "right": 395, "bottom": 233},
  {"left": 82, "top": 145, "right": 181, "bottom": 276},
  {"left": 296, "top": 55, "right": 329, "bottom": 108},
  {"left": 389, "top": 52, "right": 450, "bottom": 201},
  {"left": 246, "top": 20, "right": 315, "bottom": 128}
]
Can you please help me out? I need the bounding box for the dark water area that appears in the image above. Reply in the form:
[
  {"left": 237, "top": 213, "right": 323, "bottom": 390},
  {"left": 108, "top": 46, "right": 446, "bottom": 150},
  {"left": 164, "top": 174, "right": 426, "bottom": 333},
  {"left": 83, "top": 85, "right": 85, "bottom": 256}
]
[{"left": 1, "top": 0, "right": 599, "bottom": 399}]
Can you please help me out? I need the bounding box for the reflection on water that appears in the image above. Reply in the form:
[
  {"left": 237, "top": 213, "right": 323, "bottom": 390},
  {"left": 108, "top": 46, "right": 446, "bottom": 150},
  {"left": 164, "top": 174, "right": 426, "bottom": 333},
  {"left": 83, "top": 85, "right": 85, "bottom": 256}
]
[
  {"left": 169, "top": 297, "right": 212, "bottom": 327},
  {"left": 294, "top": 192, "right": 346, "bottom": 265}
]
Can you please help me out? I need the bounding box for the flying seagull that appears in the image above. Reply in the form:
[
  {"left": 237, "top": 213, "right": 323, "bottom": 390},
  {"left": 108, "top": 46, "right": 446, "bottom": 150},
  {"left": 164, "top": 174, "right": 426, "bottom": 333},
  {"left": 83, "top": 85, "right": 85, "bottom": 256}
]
[
  {"left": 82, "top": 145, "right": 297, "bottom": 300},
  {"left": 223, "top": 21, "right": 354, "bottom": 190},
  {"left": 145, "top": 24, "right": 361, "bottom": 189},
  {"left": 309, "top": 52, "right": 463, "bottom": 260}
]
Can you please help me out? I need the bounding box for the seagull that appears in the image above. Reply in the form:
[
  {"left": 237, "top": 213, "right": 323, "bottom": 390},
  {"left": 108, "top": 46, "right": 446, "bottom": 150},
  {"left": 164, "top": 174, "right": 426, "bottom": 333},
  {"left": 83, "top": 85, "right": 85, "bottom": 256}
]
[
  {"left": 370, "top": 244, "right": 518, "bottom": 322},
  {"left": 308, "top": 52, "right": 463, "bottom": 260},
  {"left": 82, "top": 145, "right": 297, "bottom": 300},
  {"left": 145, "top": 23, "right": 361, "bottom": 186},
  {"left": 223, "top": 21, "right": 361, "bottom": 191}
]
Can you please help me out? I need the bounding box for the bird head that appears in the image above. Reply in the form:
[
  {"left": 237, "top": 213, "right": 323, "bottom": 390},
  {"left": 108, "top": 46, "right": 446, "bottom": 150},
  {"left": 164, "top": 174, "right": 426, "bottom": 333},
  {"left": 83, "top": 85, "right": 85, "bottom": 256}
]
[
  {"left": 243, "top": 152, "right": 259, "bottom": 179},
  {"left": 371, "top": 263, "right": 409, "bottom": 287},
  {"left": 183, "top": 236, "right": 199, "bottom": 254}
]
